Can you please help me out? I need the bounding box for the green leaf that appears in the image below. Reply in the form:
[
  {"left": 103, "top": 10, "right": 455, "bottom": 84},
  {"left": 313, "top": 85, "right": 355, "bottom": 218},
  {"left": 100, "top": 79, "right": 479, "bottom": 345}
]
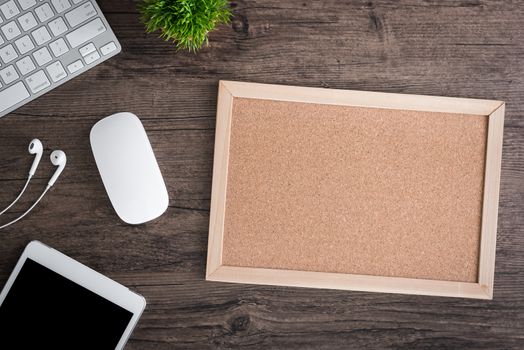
[{"left": 139, "top": 0, "right": 232, "bottom": 52}]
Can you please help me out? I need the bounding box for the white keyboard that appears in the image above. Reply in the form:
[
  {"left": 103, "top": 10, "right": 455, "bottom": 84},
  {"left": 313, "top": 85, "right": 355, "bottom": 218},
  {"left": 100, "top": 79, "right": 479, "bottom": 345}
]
[{"left": 0, "top": 0, "right": 121, "bottom": 118}]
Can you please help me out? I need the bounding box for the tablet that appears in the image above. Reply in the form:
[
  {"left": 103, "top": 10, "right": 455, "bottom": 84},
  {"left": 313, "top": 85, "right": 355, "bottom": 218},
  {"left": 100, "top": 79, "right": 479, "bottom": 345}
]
[{"left": 0, "top": 241, "right": 146, "bottom": 349}]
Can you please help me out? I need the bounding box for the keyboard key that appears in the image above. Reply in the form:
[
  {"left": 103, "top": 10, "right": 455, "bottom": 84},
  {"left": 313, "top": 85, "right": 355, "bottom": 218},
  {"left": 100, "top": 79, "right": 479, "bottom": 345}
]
[
  {"left": 2, "top": 21, "right": 22, "bottom": 41},
  {"left": 49, "top": 17, "right": 68, "bottom": 36},
  {"left": 33, "top": 46, "right": 52, "bottom": 66},
  {"left": 35, "top": 3, "right": 54, "bottom": 22},
  {"left": 83, "top": 49, "right": 99, "bottom": 64},
  {"left": 79, "top": 42, "right": 95, "bottom": 56},
  {"left": 67, "top": 59, "right": 83, "bottom": 73},
  {"left": 17, "top": 0, "right": 36, "bottom": 11},
  {"left": 0, "top": 65, "right": 19, "bottom": 84},
  {"left": 51, "top": 0, "right": 71, "bottom": 14},
  {"left": 0, "top": 1, "right": 20, "bottom": 20},
  {"left": 18, "top": 12, "right": 38, "bottom": 31},
  {"left": 25, "top": 69, "right": 50, "bottom": 93},
  {"left": 15, "top": 35, "right": 34, "bottom": 54},
  {"left": 0, "top": 34, "right": 4, "bottom": 46},
  {"left": 66, "top": 18, "right": 105, "bottom": 48},
  {"left": 65, "top": 1, "right": 96, "bottom": 27},
  {"left": 72, "top": 0, "right": 83, "bottom": 3},
  {"left": 50, "top": 38, "right": 69, "bottom": 57},
  {"left": 16, "top": 56, "right": 36, "bottom": 75},
  {"left": 46, "top": 60, "right": 66, "bottom": 82},
  {"left": 0, "top": 44, "right": 18, "bottom": 64},
  {"left": 32, "top": 26, "right": 51, "bottom": 45},
  {"left": 0, "top": 82, "right": 30, "bottom": 113},
  {"left": 100, "top": 41, "right": 116, "bottom": 56}
]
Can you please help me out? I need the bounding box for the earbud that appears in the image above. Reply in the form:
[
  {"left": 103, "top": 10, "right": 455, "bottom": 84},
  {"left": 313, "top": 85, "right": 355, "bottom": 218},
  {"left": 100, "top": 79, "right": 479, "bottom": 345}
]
[
  {"left": 48, "top": 150, "right": 67, "bottom": 187},
  {"left": 28, "top": 139, "right": 43, "bottom": 176},
  {"left": 0, "top": 146, "right": 68, "bottom": 229}
]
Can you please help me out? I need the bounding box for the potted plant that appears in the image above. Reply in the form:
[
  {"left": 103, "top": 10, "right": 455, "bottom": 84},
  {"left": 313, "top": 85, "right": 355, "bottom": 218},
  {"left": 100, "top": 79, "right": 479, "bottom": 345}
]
[{"left": 139, "top": 0, "right": 232, "bottom": 51}]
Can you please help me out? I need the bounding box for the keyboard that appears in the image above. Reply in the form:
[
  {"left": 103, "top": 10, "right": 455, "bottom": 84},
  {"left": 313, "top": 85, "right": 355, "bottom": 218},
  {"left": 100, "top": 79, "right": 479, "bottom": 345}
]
[{"left": 0, "top": 0, "right": 121, "bottom": 118}]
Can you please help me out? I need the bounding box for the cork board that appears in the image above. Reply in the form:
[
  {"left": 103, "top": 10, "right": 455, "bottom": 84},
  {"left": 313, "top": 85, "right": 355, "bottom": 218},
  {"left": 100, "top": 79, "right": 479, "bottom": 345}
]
[{"left": 207, "top": 81, "right": 505, "bottom": 299}]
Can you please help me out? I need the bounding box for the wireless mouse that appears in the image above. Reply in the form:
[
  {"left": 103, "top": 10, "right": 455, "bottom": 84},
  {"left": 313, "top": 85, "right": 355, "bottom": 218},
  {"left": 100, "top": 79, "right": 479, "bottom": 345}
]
[{"left": 90, "top": 112, "right": 169, "bottom": 224}]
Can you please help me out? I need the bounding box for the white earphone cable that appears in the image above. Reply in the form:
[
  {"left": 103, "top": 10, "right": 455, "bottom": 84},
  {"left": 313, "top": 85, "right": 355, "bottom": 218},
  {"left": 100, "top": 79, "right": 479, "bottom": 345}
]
[
  {"left": 0, "top": 175, "right": 32, "bottom": 216},
  {"left": 0, "top": 185, "right": 50, "bottom": 230}
]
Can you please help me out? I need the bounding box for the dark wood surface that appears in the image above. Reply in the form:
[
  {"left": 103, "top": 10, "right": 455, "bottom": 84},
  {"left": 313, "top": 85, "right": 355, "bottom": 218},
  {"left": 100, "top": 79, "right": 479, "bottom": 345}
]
[{"left": 1, "top": 0, "right": 523, "bottom": 348}]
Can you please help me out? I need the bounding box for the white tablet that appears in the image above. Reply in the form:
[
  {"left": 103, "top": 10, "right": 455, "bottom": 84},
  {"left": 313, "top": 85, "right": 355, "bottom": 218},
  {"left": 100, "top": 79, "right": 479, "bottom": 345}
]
[{"left": 0, "top": 241, "right": 146, "bottom": 349}]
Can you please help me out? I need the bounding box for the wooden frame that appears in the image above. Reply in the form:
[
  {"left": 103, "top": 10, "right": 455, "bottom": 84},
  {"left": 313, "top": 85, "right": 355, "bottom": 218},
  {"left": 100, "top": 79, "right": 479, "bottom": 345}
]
[{"left": 206, "top": 80, "right": 505, "bottom": 299}]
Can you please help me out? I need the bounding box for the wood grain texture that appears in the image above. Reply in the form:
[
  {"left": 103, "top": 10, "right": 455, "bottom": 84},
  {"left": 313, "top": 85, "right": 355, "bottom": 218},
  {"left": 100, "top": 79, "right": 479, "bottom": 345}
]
[{"left": 0, "top": 0, "right": 523, "bottom": 348}]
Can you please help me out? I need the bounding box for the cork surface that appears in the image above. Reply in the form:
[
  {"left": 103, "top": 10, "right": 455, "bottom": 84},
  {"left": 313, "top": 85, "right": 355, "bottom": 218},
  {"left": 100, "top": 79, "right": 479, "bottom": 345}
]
[{"left": 222, "top": 98, "right": 488, "bottom": 282}]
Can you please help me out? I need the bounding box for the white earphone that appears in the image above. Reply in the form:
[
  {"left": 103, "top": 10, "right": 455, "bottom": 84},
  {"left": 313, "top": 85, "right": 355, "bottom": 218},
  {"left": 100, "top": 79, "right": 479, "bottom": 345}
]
[
  {"left": 0, "top": 139, "right": 42, "bottom": 215},
  {"left": 48, "top": 150, "right": 67, "bottom": 187},
  {"left": 28, "top": 138, "right": 43, "bottom": 176},
  {"left": 0, "top": 139, "right": 66, "bottom": 229}
]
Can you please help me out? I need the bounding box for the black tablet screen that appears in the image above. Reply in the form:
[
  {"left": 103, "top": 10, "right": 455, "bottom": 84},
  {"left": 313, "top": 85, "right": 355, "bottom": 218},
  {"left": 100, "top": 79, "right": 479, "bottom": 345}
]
[{"left": 0, "top": 258, "right": 133, "bottom": 349}]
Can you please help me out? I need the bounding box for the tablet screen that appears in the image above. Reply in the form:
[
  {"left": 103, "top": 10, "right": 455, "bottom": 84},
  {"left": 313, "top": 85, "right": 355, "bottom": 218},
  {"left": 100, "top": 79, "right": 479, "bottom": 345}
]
[{"left": 0, "top": 258, "right": 133, "bottom": 349}]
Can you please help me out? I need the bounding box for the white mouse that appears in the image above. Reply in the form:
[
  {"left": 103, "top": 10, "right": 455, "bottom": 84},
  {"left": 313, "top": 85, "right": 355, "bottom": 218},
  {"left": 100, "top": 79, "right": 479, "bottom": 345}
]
[{"left": 90, "top": 112, "right": 169, "bottom": 224}]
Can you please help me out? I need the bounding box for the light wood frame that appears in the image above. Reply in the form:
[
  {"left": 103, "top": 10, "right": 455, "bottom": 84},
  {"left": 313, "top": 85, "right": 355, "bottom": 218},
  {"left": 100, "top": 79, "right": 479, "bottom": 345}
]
[{"left": 206, "top": 80, "right": 505, "bottom": 299}]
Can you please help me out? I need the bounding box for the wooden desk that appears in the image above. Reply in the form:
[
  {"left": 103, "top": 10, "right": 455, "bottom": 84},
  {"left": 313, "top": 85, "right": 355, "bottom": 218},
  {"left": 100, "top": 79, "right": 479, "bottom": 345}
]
[{"left": 0, "top": 1, "right": 522, "bottom": 348}]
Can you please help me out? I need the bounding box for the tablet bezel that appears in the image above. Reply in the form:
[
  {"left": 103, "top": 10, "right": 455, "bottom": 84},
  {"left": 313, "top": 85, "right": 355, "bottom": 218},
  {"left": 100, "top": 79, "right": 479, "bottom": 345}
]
[{"left": 0, "top": 241, "right": 146, "bottom": 350}]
